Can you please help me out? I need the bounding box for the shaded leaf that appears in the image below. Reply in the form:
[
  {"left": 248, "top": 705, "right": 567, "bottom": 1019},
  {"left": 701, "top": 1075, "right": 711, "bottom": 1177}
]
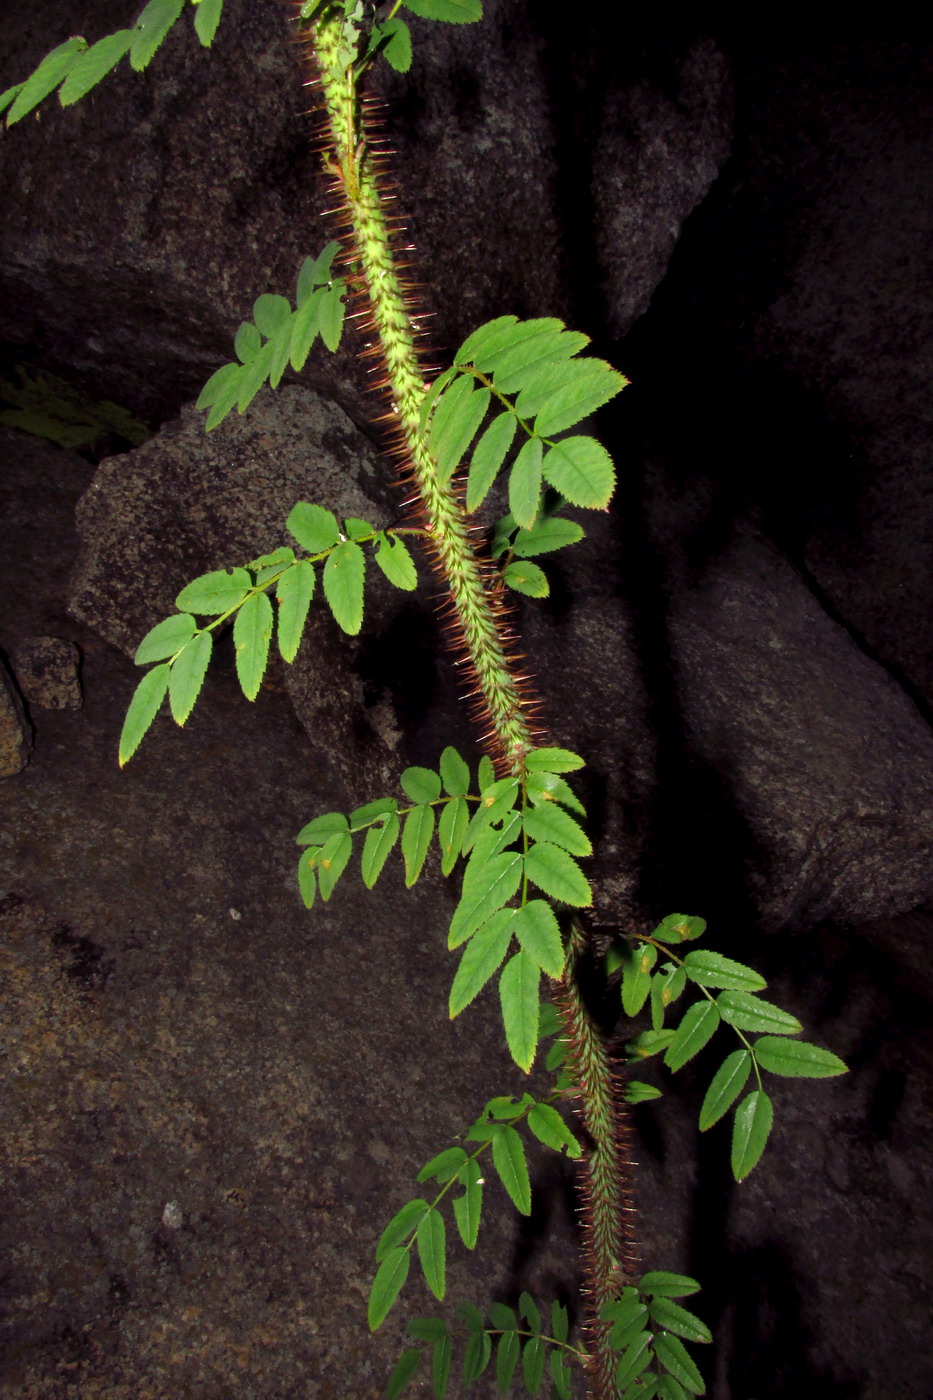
[
  {"left": 731, "top": 1089, "right": 773, "bottom": 1182},
  {"left": 648, "top": 1299, "right": 712, "bottom": 1345},
  {"left": 118, "top": 662, "right": 170, "bottom": 766},
  {"left": 753, "top": 1036, "right": 848, "bottom": 1078},
  {"left": 522, "top": 1336, "right": 546, "bottom": 1397},
  {"left": 550, "top": 1351, "right": 572, "bottom": 1400},
  {"left": 652, "top": 1332, "right": 705, "bottom": 1395},
  {"left": 527, "top": 1102, "right": 581, "bottom": 1157},
  {"left": 323, "top": 539, "right": 365, "bottom": 634},
  {"left": 524, "top": 748, "right": 584, "bottom": 774},
  {"left": 416, "top": 1208, "right": 446, "bottom": 1301},
  {"left": 403, "top": 0, "right": 482, "bottom": 22},
  {"left": 664, "top": 1001, "right": 721, "bottom": 1073},
  {"left": 453, "top": 1157, "right": 483, "bottom": 1249},
  {"left": 368, "top": 1247, "right": 410, "bottom": 1331},
  {"left": 386, "top": 1348, "right": 422, "bottom": 1400},
  {"left": 622, "top": 943, "right": 657, "bottom": 1018},
  {"left": 491, "top": 1124, "right": 531, "bottom": 1214},
  {"left": 638, "top": 1273, "right": 701, "bottom": 1299},
  {"left": 432, "top": 1333, "right": 452, "bottom": 1400},
  {"left": 168, "top": 631, "right": 212, "bottom": 725},
  {"left": 496, "top": 1330, "right": 520, "bottom": 1395},
  {"left": 682, "top": 950, "right": 766, "bottom": 992},
  {"left": 615, "top": 1332, "right": 653, "bottom": 1391},
  {"left": 463, "top": 1330, "right": 492, "bottom": 1385},
  {"left": 698, "top": 1049, "right": 751, "bottom": 1131},
  {"left": 653, "top": 913, "right": 706, "bottom": 944},
  {"left": 717, "top": 992, "right": 802, "bottom": 1036},
  {"left": 624, "top": 1080, "right": 663, "bottom": 1104}
]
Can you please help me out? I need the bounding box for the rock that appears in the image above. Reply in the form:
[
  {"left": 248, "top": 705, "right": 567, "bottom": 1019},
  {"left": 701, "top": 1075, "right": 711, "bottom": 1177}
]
[
  {"left": 0, "top": 656, "right": 31, "bottom": 776},
  {"left": 0, "top": 3, "right": 731, "bottom": 426},
  {"left": 12, "top": 636, "right": 82, "bottom": 710}
]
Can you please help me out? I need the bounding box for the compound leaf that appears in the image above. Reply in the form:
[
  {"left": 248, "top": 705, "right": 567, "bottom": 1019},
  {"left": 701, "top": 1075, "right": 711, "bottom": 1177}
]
[
  {"left": 499, "top": 950, "right": 540, "bottom": 1071},
  {"left": 175, "top": 567, "right": 252, "bottom": 615},
  {"left": 402, "top": 805, "right": 435, "bottom": 887},
  {"left": 276, "top": 558, "right": 316, "bottom": 663},
  {"left": 664, "top": 1001, "right": 720, "bottom": 1073},
  {"left": 698, "top": 1049, "right": 751, "bottom": 1131},
  {"left": 323, "top": 539, "right": 365, "bottom": 634},
  {"left": 491, "top": 1124, "right": 531, "bottom": 1215},
  {"left": 287, "top": 501, "right": 340, "bottom": 553},
  {"left": 59, "top": 30, "right": 134, "bottom": 105},
  {"left": 524, "top": 842, "right": 591, "bottom": 907},
  {"left": 168, "top": 631, "right": 212, "bottom": 724},
  {"left": 368, "top": 1247, "right": 410, "bottom": 1331},
  {"left": 449, "top": 909, "right": 514, "bottom": 1015},
  {"left": 134, "top": 612, "right": 196, "bottom": 665},
  {"left": 118, "top": 661, "right": 170, "bottom": 766},
  {"left": 361, "top": 812, "right": 400, "bottom": 888},
  {"left": 753, "top": 1037, "right": 848, "bottom": 1078},
  {"left": 416, "top": 1208, "right": 446, "bottom": 1301},
  {"left": 376, "top": 533, "right": 418, "bottom": 590},
  {"left": 731, "top": 1089, "right": 773, "bottom": 1182},
  {"left": 541, "top": 434, "right": 615, "bottom": 510},
  {"left": 233, "top": 589, "right": 273, "bottom": 700}
]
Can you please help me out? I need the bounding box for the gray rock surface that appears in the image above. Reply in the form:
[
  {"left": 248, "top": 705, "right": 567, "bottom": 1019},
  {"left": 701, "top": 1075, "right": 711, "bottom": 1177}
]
[
  {"left": 0, "top": 655, "right": 31, "bottom": 775},
  {"left": 12, "top": 635, "right": 82, "bottom": 709}
]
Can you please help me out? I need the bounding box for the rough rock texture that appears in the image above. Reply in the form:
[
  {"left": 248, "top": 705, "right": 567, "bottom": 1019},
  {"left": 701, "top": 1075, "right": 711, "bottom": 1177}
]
[
  {"left": 0, "top": 655, "right": 31, "bottom": 775},
  {"left": 0, "top": 3, "right": 732, "bottom": 425},
  {"left": 12, "top": 636, "right": 82, "bottom": 710}
]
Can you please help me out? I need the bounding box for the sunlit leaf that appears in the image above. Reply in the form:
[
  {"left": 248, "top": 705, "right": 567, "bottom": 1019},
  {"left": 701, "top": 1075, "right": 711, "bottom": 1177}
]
[
  {"left": 508, "top": 436, "right": 543, "bottom": 531},
  {"left": 375, "top": 533, "right": 418, "bottom": 590},
  {"left": 541, "top": 434, "right": 615, "bottom": 510},
  {"left": 287, "top": 501, "right": 340, "bottom": 553},
  {"left": 168, "top": 631, "right": 212, "bottom": 724},
  {"left": 491, "top": 1124, "right": 531, "bottom": 1214},
  {"left": 134, "top": 612, "right": 196, "bottom": 665},
  {"left": 449, "top": 909, "right": 514, "bottom": 1015},
  {"left": 499, "top": 950, "right": 540, "bottom": 1071},
  {"left": 59, "top": 30, "right": 134, "bottom": 105},
  {"left": 416, "top": 1208, "right": 446, "bottom": 1301},
  {"left": 466, "top": 411, "right": 517, "bottom": 512},
  {"left": 361, "top": 812, "right": 400, "bottom": 888},
  {"left": 682, "top": 950, "right": 766, "bottom": 992},
  {"left": 193, "top": 0, "right": 224, "bottom": 46},
  {"left": 276, "top": 558, "right": 315, "bottom": 663},
  {"left": 402, "top": 805, "right": 435, "bottom": 886},
  {"left": 368, "top": 1247, "right": 410, "bottom": 1331},
  {"left": 323, "top": 539, "right": 365, "bottom": 634},
  {"left": 175, "top": 567, "right": 252, "bottom": 615},
  {"left": 118, "top": 662, "right": 170, "bottom": 766},
  {"left": 130, "top": 0, "right": 186, "bottom": 71},
  {"left": 233, "top": 590, "right": 273, "bottom": 700},
  {"left": 7, "top": 38, "right": 87, "bottom": 125},
  {"left": 524, "top": 842, "right": 591, "bottom": 906}
]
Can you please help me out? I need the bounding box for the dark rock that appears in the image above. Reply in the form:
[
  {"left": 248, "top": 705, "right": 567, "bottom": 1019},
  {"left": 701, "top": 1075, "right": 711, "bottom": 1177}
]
[
  {"left": 13, "top": 635, "right": 82, "bottom": 709},
  {"left": 0, "top": 654, "right": 31, "bottom": 775}
]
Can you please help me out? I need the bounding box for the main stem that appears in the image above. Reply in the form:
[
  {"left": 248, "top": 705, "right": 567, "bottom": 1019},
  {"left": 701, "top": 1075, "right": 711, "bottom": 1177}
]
[{"left": 304, "top": 12, "right": 629, "bottom": 1397}]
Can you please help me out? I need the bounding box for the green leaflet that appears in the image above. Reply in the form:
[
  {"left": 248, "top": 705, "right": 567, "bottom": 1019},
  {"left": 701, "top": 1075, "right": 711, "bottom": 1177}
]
[
  {"left": 276, "top": 559, "right": 315, "bottom": 663},
  {"left": 130, "top": 0, "right": 186, "bottom": 72},
  {"left": 664, "top": 1001, "right": 720, "bottom": 1072},
  {"left": 297, "top": 849, "right": 316, "bottom": 909},
  {"left": 287, "top": 501, "right": 340, "bottom": 553},
  {"left": 716, "top": 991, "right": 802, "bottom": 1036},
  {"left": 461, "top": 317, "right": 564, "bottom": 372},
  {"left": 401, "top": 765, "right": 442, "bottom": 803},
  {"left": 410, "top": 1317, "right": 449, "bottom": 1344},
  {"left": 134, "top": 612, "right": 196, "bottom": 665},
  {"left": 237, "top": 339, "right": 275, "bottom": 413},
  {"left": 496, "top": 1330, "right": 520, "bottom": 1394},
  {"left": 624, "top": 1080, "right": 663, "bottom": 1104},
  {"left": 615, "top": 1332, "right": 653, "bottom": 1391},
  {"left": 7, "top": 38, "right": 87, "bottom": 125},
  {"left": 626, "top": 1028, "right": 676, "bottom": 1062},
  {"left": 523, "top": 842, "right": 592, "bottom": 907},
  {"left": 432, "top": 1332, "right": 452, "bottom": 1400},
  {"left": 433, "top": 383, "right": 491, "bottom": 485},
  {"left": 233, "top": 590, "right": 273, "bottom": 700},
  {"left": 449, "top": 909, "right": 514, "bottom": 1015},
  {"left": 525, "top": 769, "right": 586, "bottom": 816},
  {"left": 466, "top": 411, "right": 516, "bottom": 512},
  {"left": 350, "top": 797, "right": 398, "bottom": 826},
  {"left": 175, "top": 567, "right": 252, "bottom": 615},
  {"left": 168, "top": 631, "right": 212, "bottom": 724},
  {"left": 499, "top": 950, "right": 540, "bottom": 1071},
  {"left": 386, "top": 1348, "right": 421, "bottom": 1400},
  {"left": 491, "top": 1123, "right": 531, "bottom": 1214},
  {"left": 453, "top": 1157, "right": 483, "bottom": 1249},
  {"left": 253, "top": 292, "right": 291, "bottom": 338},
  {"left": 502, "top": 560, "right": 548, "bottom": 597},
  {"left": 622, "top": 943, "right": 657, "bottom": 1018},
  {"left": 437, "top": 796, "right": 469, "bottom": 876},
  {"left": 193, "top": 0, "right": 224, "bottom": 47},
  {"left": 508, "top": 436, "right": 543, "bottom": 531},
  {"left": 522, "top": 1336, "right": 546, "bottom": 1396},
  {"left": 290, "top": 286, "right": 325, "bottom": 370},
  {"left": 527, "top": 1102, "right": 582, "bottom": 1157},
  {"left": 753, "top": 1036, "right": 848, "bottom": 1078},
  {"left": 376, "top": 1198, "right": 430, "bottom": 1261},
  {"left": 375, "top": 534, "right": 418, "bottom": 590},
  {"left": 524, "top": 747, "right": 584, "bottom": 774},
  {"left": 417, "top": 1146, "right": 467, "bottom": 1184},
  {"left": 638, "top": 1273, "right": 701, "bottom": 1299},
  {"left": 370, "top": 16, "right": 413, "bottom": 73},
  {"left": 731, "top": 1089, "right": 774, "bottom": 1182},
  {"left": 316, "top": 830, "right": 353, "bottom": 900},
  {"left": 361, "top": 812, "right": 400, "bottom": 888},
  {"left": 519, "top": 1291, "right": 541, "bottom": 1331},
  {"left": 648, "top": 1298, "right": 712, "bottom": 1346},
  {"left": 652, "top": 1332, "right": 706, "bottom": 1395},
  {"left": 523, "top": 804, "right": 591, "bottom": 857},
  {"left": 402, "top": 0, "right": 483, "bottom": 23},
  {"left": 295, "top": 811, "right": 348, "bottom": 845},
  {"left": 368, "top": 1247, "right": 410, "bottom": 1331},
  {"left": 682, "top": 950, "right": 766, "bottom": 992},
  {"left": 455, "top": 314, "right": 519, "bottom": 364},
  {"left": 541, "top": 435, "right": 615, "bottom": 510},
  {"left": 511, "top": 900, "right": 564, "bottom": 979},
  {"left": 448, "top": 852, "right": 521, "bottom": 947},
  {"left": 323, "top": 539, "right": 365, "bottom": 634},
  {"left": 439, "top": 745, "right": 470, "bottom": 796},
  {"left": 531, "top": 360, "right": 627, "bottom": 437},
  {"left": 512, "top": 516, "right": 584, "bottom": 557},
  {"left": 319, "top": 281, "right": 346, "bottom": 352},
  {"left": 490, "top": 327, "right": 590, "bottom": 395},
  {"left": 402, "top": 805, "right": 435, "bottom": 886},
  {"left": 203, "top": 365, "right": 245, "bottom": 429},
  {"left": 463, "top": 1330, "right": 492, "bottom": 1385},
  {"left": 653, "top": 913, "right": 706, "bottom": 944},
  {"left": 551, "top": 1300, "right": 569, "bottom": 1343},
  {"left": 698, "top": 1049, "right": 751, "bottom": 1131},
  {"left": 416, "top": 1208, "right": 446, "bottom": 1301},
  {"left": 119, "top": 662, "right": 170, "bottom": 766},
  {"left": 59, "top": 30, "right": 134, "bottom": 105}
]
